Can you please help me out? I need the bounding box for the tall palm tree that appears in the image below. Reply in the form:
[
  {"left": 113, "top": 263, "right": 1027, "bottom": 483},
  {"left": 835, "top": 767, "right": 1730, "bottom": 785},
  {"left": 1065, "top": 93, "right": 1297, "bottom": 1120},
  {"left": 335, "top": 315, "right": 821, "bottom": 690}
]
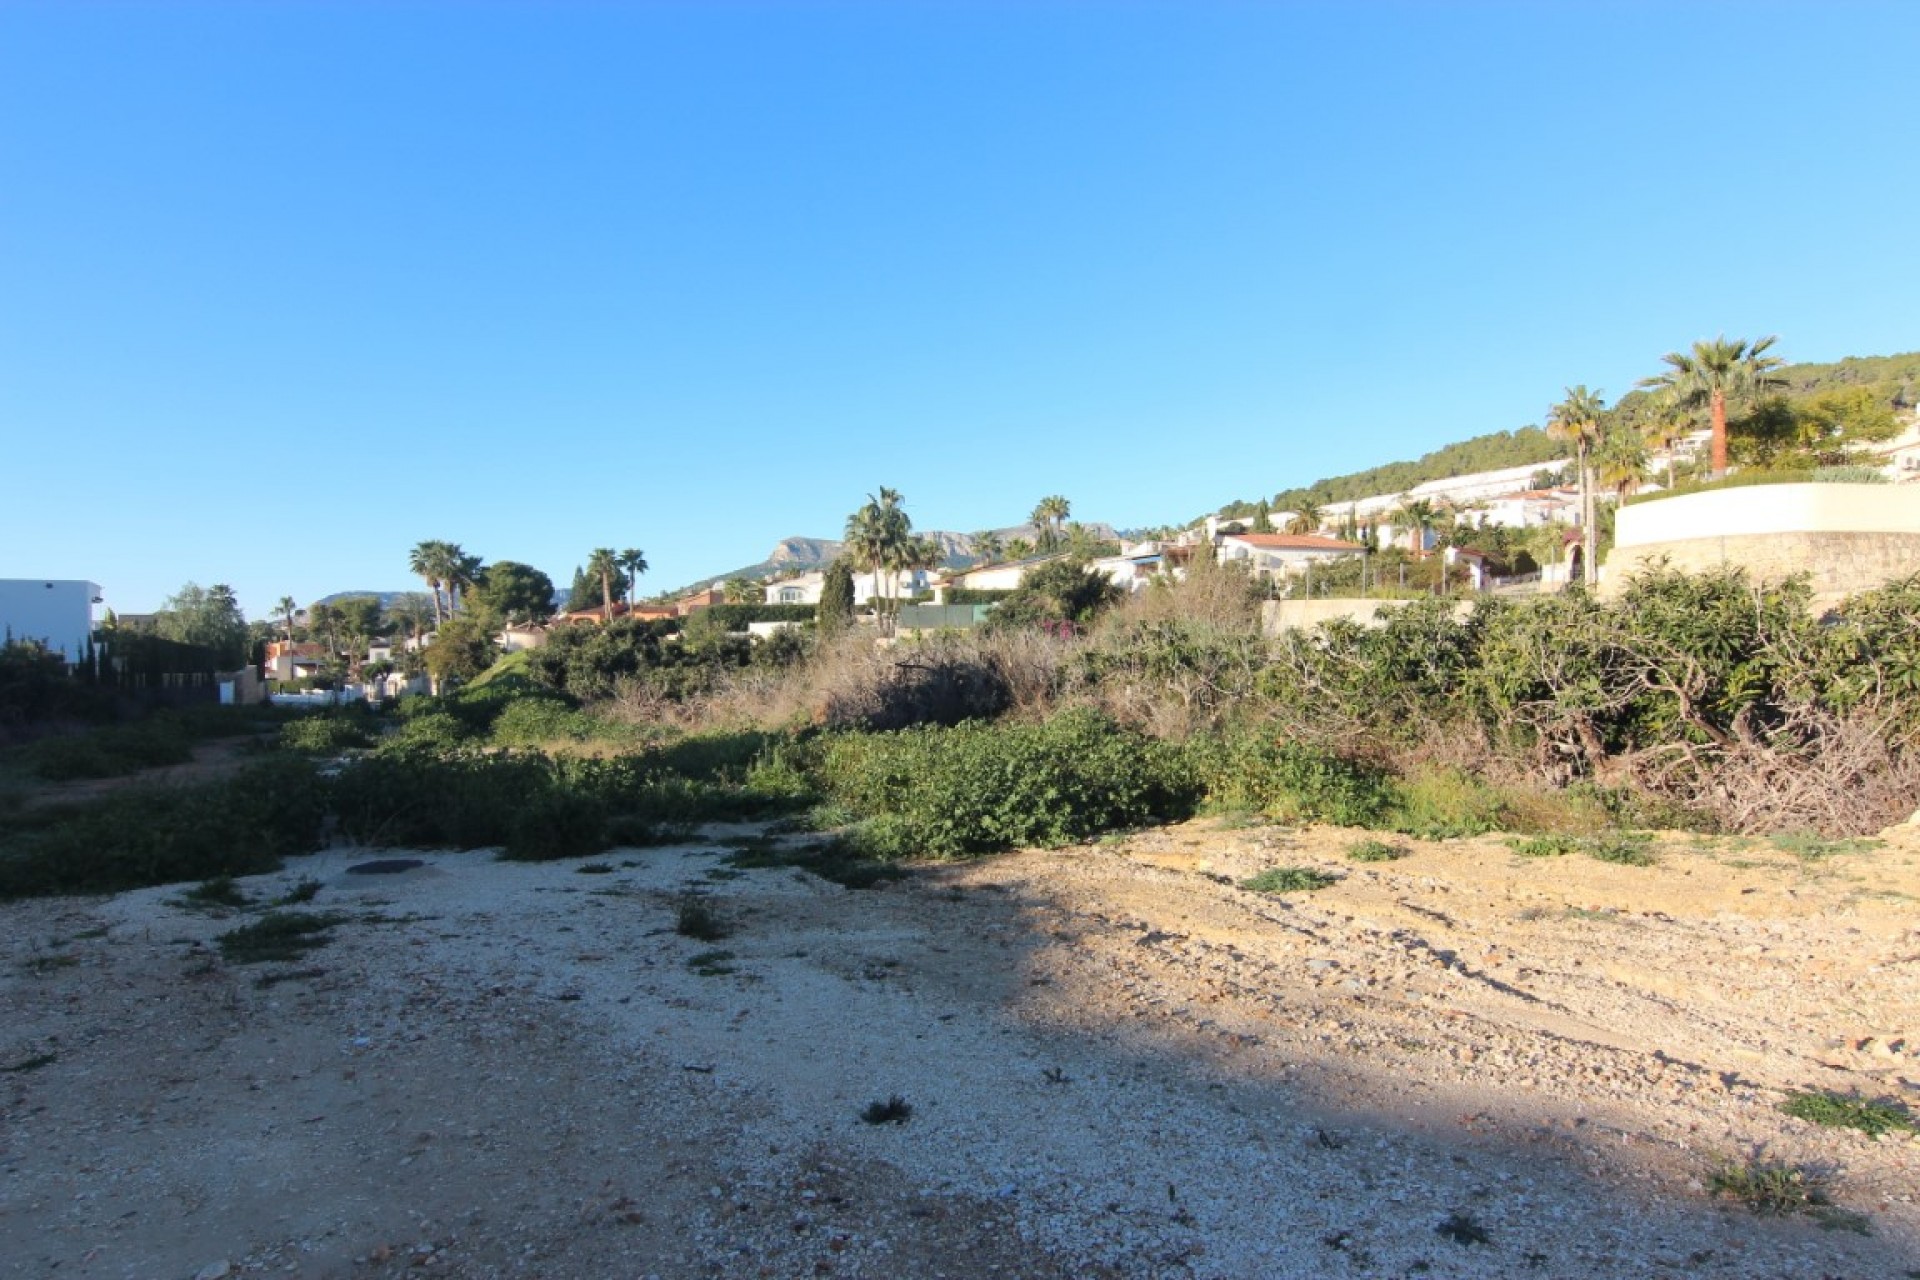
[
  {"left": 1030, "top": 495, "right": 1071, "bottom": 552},
  {"left": 407, "top": 540, "right": 457, "bottom": 626},
  {"left": 1638, "top": 335, "right": 1787, "bottom": 477},
  {"left": 585, "top": 548, "right": 623, "bottom": 622},
  {"left": 844, "top": 488, "right": 913, "bottom": 632},
  {"left": 447, "top": 549, "right": 483, "bottom": 616},
  {"left": 1547, "top": 386, "right": 1607, "bottom": 587},
  {"left": 275, "top": 596, "right": 299, "bottom": 644},
  {"left": 619, "top": 549, "right": 649, "bottom": 607}
]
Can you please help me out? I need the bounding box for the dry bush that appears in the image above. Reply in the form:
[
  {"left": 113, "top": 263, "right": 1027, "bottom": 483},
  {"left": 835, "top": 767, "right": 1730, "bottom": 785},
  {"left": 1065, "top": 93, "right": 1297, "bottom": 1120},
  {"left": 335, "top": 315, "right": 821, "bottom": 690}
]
[
  {"left": 1633, "top": 706, "right": 1920, "bottom": 837},
  {"left": 1082, "top": 557, "right": 1271, "bottom": 740}
]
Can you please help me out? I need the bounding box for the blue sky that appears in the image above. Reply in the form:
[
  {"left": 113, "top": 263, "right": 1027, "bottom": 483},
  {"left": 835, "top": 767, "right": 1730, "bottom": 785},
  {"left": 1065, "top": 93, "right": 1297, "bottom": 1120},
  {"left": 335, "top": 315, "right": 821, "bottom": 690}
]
[{"left": 3, "top": 1, "right": 1916, "bottom": 616}]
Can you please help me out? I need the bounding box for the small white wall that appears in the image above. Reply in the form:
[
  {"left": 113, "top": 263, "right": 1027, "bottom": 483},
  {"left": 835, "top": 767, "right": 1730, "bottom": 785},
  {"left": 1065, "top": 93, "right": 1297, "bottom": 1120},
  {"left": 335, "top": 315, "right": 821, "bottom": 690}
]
[{"left": 1614, "top": 484, "right": 1920, "bottom": 548}]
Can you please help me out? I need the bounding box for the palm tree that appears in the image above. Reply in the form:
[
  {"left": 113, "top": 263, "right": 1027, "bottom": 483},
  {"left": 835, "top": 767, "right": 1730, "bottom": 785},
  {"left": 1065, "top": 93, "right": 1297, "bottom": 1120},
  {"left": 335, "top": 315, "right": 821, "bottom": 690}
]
[
  {"left": 1639, "top": 390, "right": 1699, "bottom": 490},
  {"left": 448, "top": 550, "right": 483, "bottom": 616},
  {"left": 585, "top": 548, "right": 623, "bottom": 622},
  {"left": 388, "top": 593, "right": 434, "bottom": 654},
  {"left": 275, "top": 596, "right": 299, "bottom": 644},
  {"left": 844, "top": 488, "right": 913, "bottom": 632},
  {"left": 1030, "top": 495, "right": 1071, "bottom": 552},
  {"left": 1004, "top": 536, "right": 1035, "bottom": 562},
  {"left": 1284, "top": 502, "right": 1323, "bottom": 536},
  {"left": 1547, "top": 386, "right": 1607, "bottom": 587},
  {"left": 1638, "top": 335, "right": 1787, "bottom": 477},
  {"left": 969, "top": 531, "right": 1004, "bottom": 565},
  {"left": 1397, "top": 497, "right": 1439, "bottom": 558},
  {"left": 619, "top": 549, "right": 649, "bottom": 607},
  {"left": 308, "top": 602, "right": 341, "bottom": 659},
  {"left": 407, "top": 540, "right": 458, "bottom": 626},
  {"left": 1596, "top": 421, "right": 1650, "bottom": 503},
  {"left": 723, "top": 578, "right": 759, "bottom": 604}
]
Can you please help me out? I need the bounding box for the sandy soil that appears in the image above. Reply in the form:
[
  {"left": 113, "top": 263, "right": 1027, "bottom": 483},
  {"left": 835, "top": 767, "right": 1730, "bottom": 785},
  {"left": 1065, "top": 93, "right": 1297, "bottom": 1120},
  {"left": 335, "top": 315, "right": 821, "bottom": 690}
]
[{"left": 3, "top": 817, "right": 1918, "bottom": 1280}]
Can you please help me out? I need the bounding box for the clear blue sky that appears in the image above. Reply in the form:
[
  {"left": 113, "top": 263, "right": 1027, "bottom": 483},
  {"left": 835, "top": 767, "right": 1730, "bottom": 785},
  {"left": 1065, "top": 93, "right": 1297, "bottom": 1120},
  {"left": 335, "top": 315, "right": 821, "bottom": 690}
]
[{"left": 3, "top": 1, "right": 1915, "bottom": 616}]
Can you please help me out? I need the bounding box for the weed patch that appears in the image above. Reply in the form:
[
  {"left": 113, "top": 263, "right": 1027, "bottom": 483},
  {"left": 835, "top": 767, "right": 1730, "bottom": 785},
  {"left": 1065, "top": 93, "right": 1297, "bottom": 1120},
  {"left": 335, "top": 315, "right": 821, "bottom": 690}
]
[
  {"left": 1708, "top": 1159, "right": 1827, "bottom": 1215},
  {"left": 1346, "top": 838, "right": 1407, "bottom": 863},
  {"left": 1780, "top": 1091, "right": 1914, "bottom": 1137},
  {"left": 859, "top": 1095, "right": 913, "bottom": 1125},
  {"left": 674, "top": 898, "right": 729, "bottom": 942},
  {"left": 217, "top": 911, "right": 346, "bottom": 964},
  {"left": 1770, "top": 832, "right": 1884, "bottom": 861},
  {"left": 1240, "top": 866, "right": 1338, "bottom": 893},
  {"left": 0, "top": 1051, "right": 57, "bottom": 1073},
  {"left": 1507, "top": 832, "right": 1655, "bottom": 866},
  {"left": 274, "top": 877, "right": 323, "bottom": 905},
  {"left": 1434, "top": 1211, "right": 1491, "bottom": 1246},
  {"left": 724, "top": 834, "right": 904, "bottom": 890},
  {"left": 181, "top": 876, "right": 251, "bottom": 908},
  {"left": 687, "top": 949, "right": 736, "bottom": 976}
]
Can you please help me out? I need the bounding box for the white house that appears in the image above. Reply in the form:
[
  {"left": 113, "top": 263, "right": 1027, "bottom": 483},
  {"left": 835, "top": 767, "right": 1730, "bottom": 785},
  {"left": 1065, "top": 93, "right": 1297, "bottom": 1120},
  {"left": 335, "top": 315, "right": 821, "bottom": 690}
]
[
  {"left": 0, "top": 579, "right": 102, "bottom": 662},
  {"left": 1214, "top": 533, "right": 1364, "bottom": 579},
  {"left": 934, "top": 554, "right": 1068, "bottom": 598},
  {"left": 765, "top": 567, "right": 934, "bottom": 607},
  {"left": 1469, "top": 487, "right": 1582, "bottom": 531}
]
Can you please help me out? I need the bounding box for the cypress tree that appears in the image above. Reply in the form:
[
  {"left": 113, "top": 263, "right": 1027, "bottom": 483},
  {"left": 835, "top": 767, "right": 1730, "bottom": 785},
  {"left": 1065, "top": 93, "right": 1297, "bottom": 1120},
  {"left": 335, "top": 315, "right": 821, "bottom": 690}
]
[{"left": 817, "top": 560, "right": 855, "bottom": 637}]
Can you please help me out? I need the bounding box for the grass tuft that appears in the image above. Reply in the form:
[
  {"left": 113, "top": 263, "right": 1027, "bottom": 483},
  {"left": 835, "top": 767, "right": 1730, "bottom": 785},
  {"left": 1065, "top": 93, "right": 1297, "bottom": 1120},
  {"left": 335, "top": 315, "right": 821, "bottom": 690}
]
[
  {"left": 674, "top": 897, "right": 730, "bottom": 942},
  {"left": 859, "top": 1094, "right": 913, "bottom": 1125}
]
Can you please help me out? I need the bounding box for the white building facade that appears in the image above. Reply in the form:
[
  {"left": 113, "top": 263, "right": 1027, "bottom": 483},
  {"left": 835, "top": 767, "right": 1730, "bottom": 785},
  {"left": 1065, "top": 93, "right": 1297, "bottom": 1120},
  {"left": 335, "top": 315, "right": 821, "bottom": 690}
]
[{"left": 0, "top": 579, "right": 101, "bottom": 662}]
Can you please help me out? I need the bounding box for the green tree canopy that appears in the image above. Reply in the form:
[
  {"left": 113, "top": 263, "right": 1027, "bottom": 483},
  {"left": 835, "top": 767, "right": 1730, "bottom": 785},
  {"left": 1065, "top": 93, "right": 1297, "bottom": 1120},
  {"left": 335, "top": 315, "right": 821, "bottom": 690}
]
[
  {"left": 474, "top": 561, "right": 557, "bottom": 624},
  {"left": 157, "top": 582, "right": 248, "bottom": 666}
]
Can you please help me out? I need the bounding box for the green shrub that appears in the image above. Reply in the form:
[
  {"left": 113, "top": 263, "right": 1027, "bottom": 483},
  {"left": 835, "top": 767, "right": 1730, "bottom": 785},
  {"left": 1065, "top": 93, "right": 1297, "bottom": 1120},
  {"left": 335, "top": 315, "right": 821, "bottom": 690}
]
[
  {"left": 1184, "top": 731, "right": 1390, "bottom": 828},
  {"left": 29, "top": 721, "right": 194, "bottom": 780},
  {"left": 384, "top": 710, "right": 472, "bottom": 752},
  {"left": 331, "top": 746, "right": 772, "bottom": 852},
  {"left": 815, "top": 709, "right": 1193, "bottom": 860},
  {"left": 277, "top": 711, "right": 375, "bottom": 754},
  {"left": 1384, "top": 766, "right": 1506, "bottom": 839},
  {"left": 501, "top": 788, "right": 608, "bottom": 862},
  {"left": 488, "top": 696, "right": 594, "bottom": 747},
  {"left": 0, "top": 758, "right": 327, "bottom": 898}
]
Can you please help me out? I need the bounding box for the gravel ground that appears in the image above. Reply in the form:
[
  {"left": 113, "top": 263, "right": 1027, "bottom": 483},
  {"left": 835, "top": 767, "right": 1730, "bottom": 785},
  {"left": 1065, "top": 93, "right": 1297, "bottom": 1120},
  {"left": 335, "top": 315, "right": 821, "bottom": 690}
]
[{"left": 3, "top": 817, "right": 1917, "bottom": 1279}]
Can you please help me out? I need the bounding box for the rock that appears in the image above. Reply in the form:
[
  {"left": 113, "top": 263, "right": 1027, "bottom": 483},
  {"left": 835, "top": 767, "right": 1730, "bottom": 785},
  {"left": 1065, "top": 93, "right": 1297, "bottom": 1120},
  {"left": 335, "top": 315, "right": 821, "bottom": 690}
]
[{"left": 194, "top": 1264, "right": 232, "bottom": 1280}]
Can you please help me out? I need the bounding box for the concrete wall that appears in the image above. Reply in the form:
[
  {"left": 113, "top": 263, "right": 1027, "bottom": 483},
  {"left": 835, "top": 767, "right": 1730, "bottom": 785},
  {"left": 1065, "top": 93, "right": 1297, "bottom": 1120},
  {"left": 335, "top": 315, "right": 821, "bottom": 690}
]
[{"left": 1607, "top": 484, "right": 1920, "bottom": 605}]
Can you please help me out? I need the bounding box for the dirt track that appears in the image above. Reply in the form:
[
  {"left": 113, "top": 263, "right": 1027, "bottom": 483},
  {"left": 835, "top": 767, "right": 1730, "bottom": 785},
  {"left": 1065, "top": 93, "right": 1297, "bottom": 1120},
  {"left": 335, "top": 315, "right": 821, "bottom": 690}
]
[{"left": 3, "top": 818, "right": 1918, "bottom": 1279}]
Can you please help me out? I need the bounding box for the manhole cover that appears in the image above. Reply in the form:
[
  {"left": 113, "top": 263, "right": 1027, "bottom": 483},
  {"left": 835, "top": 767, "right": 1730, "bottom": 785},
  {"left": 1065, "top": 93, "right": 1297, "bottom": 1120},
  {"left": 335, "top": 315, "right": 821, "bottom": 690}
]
[{"left": 346, "top": 858, "right": 426, "bottom": 875}]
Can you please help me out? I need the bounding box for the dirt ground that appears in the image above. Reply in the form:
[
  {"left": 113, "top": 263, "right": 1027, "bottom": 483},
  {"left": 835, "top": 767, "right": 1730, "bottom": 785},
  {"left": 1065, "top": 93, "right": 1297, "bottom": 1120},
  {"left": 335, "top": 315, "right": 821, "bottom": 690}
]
[{"left": 3, "top": 815, "right": 1917, "bottom": 1279}]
